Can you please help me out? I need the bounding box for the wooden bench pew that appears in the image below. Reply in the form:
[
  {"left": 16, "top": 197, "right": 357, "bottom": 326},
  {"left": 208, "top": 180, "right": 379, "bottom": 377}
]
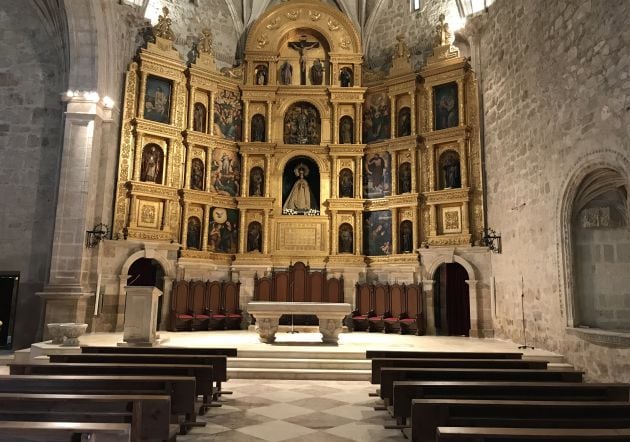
[
  {"left": 391, "top": 381, "right": 630, "bottom": 426},
  {"left": 380, "top": 368, "right": 584, "bottom": 407},
  {"left": 366, "top": 351, "right": 523, "bottom": 360},
  {"left": 409, "top": 399, "right": 630, "bottom": 442},
  {"left": 371, "top": 358, "right": 548, "bottom": 385},
  {"left": 0, "top": 374, "right": 200, "bottom": 433},
  {"left": 9, "top": 363, "right": 214, "bottom": 414},
  {"left": 0, "top": 392, "right": 175, "bottom": 441},
  {"left": 0, "top": 421, "right": 131, "bottom": 442},
  {"left": 51, "top": 353, "right": 227, "bottom": 402},
  {"left": 436, "top": 426, "right": 630, "bottom": 441}
]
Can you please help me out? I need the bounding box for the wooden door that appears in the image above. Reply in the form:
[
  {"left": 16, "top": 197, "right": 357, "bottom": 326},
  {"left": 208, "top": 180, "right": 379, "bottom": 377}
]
[{"left": 445, "top": 263, "right": 470, "bottom": 336}]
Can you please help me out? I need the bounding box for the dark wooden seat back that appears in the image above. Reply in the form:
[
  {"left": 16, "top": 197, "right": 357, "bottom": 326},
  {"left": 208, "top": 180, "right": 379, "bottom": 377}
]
[
  {"left": 170, "top": 280, "right": 192, "bottom": 331},
  {"left": 355, "top": 282, "right": 372, "bottom": 315},
  {"left": 373, "top": 284, "right": 389, "bottom": 316},
  {"left": 190, "top": 280, "right": 207, "bottom": 315},
  {"left": 309, "top": 269, "right": 325, "bottom": 302},
  {"left": 223, "top": 281, "right": 242, "bottom": 329},
  {"left": 291, "top": 262, "right": 308, "bottom": 302},
  {"left": 402, "top": 283, "right": 424, "bottom": 335},
  {"left": 325, "top": 275, "right": 343, "bottom": 303},
  {"left": 255, "top": 274, "right": 272, "bottom": 301},
  {"left": 275, "top": 272, "right": 290, "bottom": 302},
  {"left": 207, "top": 280, "right": 225, "bottom": 330}
]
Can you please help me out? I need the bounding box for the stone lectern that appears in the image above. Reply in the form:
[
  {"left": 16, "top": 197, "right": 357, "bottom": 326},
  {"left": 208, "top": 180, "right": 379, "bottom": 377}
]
[{"left": 120, "top": 286, "right": 162, "bottom": 346}]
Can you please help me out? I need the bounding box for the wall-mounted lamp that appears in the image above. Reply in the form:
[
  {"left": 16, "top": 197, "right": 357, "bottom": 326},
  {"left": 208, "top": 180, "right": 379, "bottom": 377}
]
[
  {"left": 86, "top": 223, "right": 110, "bottom": 248},
  {"left": 481, "top": 227, "right": 502, "bottom": 254}
]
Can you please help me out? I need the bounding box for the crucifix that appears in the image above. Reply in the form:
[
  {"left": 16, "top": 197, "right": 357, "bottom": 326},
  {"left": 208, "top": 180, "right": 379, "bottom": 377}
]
[{"left": 288, "top": 36, "right": 320, "bottom": 85}]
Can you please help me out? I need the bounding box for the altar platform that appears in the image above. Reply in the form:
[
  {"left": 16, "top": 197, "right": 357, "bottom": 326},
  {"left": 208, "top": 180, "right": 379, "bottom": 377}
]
[{"left": 7, "top": 330, "right": 567, "bottom": 381}]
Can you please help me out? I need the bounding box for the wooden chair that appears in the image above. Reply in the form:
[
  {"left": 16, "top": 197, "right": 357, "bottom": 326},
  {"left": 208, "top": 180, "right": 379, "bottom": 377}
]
[
  {"left": 384, "top": 283, "right": 405, "bottom": 333},
  {"left": 351, "top": 283, "right": 372, "bottom": 331},
  {"left": 206, "top": 281, "right": 226, "bottom": 330},
  {"left": 369, "top": 283, "right": 389, "bottom": 332},
  {"left": 170, "top": 280, "right": 193, "bottom": 331},
  {"left": 401, "top": 283, "right": 423, "bottom": 335},
  {"left": 190, "top": 280, "right": 209, "bottom": 331},
  {"left": 223, "top": 281, "right": 242, "bottom": 330}
]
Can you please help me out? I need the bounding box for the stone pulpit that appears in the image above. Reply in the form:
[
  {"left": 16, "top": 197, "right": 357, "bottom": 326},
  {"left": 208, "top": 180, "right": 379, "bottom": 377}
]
[{"left": 120, "top": 286, "right": 162, "bottom": 346}]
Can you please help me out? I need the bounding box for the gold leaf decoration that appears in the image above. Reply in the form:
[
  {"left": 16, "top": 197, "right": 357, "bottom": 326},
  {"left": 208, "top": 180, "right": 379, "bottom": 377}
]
[
  {"left": 327, "top": 18, "right": 340, "bottom": 31},
  {"left": 287, "top": 9, "right": 300, "bottom": 21},
  {"left": 266, "top": 17, "right": 281, "bottom": 30},
  {"left": 339, "top": 36, "right": 351, "bottom": 50},
  {"left": 308, "top": 10, "right": 321, "bottom": 21},
  {"left": 257, "top": 33, "right": 269, "bottom": 49}
]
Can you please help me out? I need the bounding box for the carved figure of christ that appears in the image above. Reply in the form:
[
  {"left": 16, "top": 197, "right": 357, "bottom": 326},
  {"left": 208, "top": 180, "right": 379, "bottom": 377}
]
[{"left": 288, "top": 38, "right": 320, "bottom": 85}]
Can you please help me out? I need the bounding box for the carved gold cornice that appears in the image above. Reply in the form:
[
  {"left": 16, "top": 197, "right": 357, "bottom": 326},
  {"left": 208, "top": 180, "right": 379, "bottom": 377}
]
[
  {"left": 329, "top": 87, "right": 367, "bottom": 103},
  {"left": 423, "top": 187, "right": 471, "bottom": 205},
  {"left": 127, "top": 181, "right": 179, "bottom": 199},
  {"left": 134, "top": 119, "right": 181, "bottom": 138},
  {"left": 422, "top": 125, "right": 471, "bottom": 143},
  {"left": 328, "top": 144, "right": 365, "bottom": 156},
  {"left": 126, "top": 228, "right": 176, "bottom": 242},
  {"left": 327, "top": 199, "right": 365, "bottom": 210},
  {"left": 180, "top": 249, "right": 234, "bottom": 263},
  {"left": 239, "top": 143, "right": 276, "bottom": 154},
  {"left": 428, "top": 234, "right": 471, "bottom": 247},
  {"left": 236, "top": 197, "right": 275, "bottom": 209}
]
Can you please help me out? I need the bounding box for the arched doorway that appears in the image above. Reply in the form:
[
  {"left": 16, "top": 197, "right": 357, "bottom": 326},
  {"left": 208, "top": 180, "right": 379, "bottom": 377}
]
[
  {"left": 127, "top": 258, "right": 165, "bottom": 330},
  {"left": 434, "top": 263, "right": 470, "bottom": 336}
]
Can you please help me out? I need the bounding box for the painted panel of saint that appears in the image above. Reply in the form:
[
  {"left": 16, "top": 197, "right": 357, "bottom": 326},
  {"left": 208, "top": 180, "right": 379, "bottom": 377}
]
[
  {"left": 140, "top": 144, "right": 164, "bottom": 184},
  {"left": 211, "top": 148, "right": 241, "bottom": 196},
  {"left": 339, "top": 168, "right": 353, "bottom": 198},
  {"left": 398, "top": 162, "right": 412, "bottom": 194},
  {"left": 363, "top": 151, "right": 392, "bottom": 199},
  {"left": 193, "top": 102, "right": 206, "bottom": 132},
  {"left": 399, "top": 220, "right": 413, "bottom": 253},
  {"left": 397, "top": 107, "right": 411, "bottom": 137},
  {"left": 283, "top": 102, "right": 321, "bottom": 145},
  {"left": 282, "top": 156, "right": 320, "bottom": 215},
  {"left": 434, "top": 82, "right": 459, "bottom": 130},
  {"left": 190, "top": 158, "right": 205, "bottom": 191},
  {"left": 339, "top": 223, "right": 353, "bottom": 254},
  {"left": 339, "top": 116, "right": 353, "bottom": 144},
  {"left": 251, "top": 114, "right": 266, "bottom": 142},
  {"left": 144, "top": 76, "right": 171, "bottom": 124},
  {"left": 208, "top": 207, "right": 239, "bottom": 253},
  {"left": 186, "top": 216, "right": 201, "bottom": 250},
  {"left": 362, "top": 92, "right": 390, "bottom": 143},
  {"left": 249, "top": 167, "right": 264, "bottom": 197},
  {"left": 214, "top": 89, "right": 242, "bottom": 141},
  {"left": 363, "top": 210, "right": 392, "bottom": 256},
  {"left": 247, "top": 221, "right": 263, "bottom": 252}
]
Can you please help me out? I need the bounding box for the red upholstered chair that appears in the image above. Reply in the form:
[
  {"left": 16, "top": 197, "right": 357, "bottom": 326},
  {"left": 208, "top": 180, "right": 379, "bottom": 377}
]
[
  {"left": 351, "top": 283, "right": 371, "bottom": 331},
  {"left": 207, "top": 280, "right": 226, "bottom": 330},
  {"left": 369, "top": 283, "right": 389, "bottom": 332},
  {"left": 400, "top": 283, "right": 424, "bottom": 335},
  {"left": 170, "top": 280, "right": 193, "bottom": 331},
  {"left": 223, "top": 281, "right": 242, "bottom": 330},
  {"left": 384, "top": 283, "right": 404, "bottom": 334},
  {"left": 190, "top": 280, "right": 209, "bottom": 331}
]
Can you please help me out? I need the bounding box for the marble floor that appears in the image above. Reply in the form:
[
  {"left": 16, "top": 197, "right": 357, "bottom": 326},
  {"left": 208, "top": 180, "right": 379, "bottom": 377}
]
[{"left": 180, "top": 379, "right": 405, "bottom": 442}]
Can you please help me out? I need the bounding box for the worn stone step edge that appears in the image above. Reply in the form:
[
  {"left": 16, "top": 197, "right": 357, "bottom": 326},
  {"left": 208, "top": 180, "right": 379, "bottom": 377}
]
[{"left": 236, "top": 350, "right": 366, "bottom": 360}]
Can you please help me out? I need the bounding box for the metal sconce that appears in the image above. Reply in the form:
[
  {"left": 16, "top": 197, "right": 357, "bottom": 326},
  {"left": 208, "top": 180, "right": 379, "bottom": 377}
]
[
  {"left": 86, "top": 223, "right": 110, "bottom": 248},
  {"left": 481, "top": 227, "right": 502, "bottom": 254}
]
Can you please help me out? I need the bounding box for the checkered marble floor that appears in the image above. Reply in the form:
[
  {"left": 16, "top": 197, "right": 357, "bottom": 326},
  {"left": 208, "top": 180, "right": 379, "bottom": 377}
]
[{"left": 180, "top": 379, "right": 406, "bottom": 441}]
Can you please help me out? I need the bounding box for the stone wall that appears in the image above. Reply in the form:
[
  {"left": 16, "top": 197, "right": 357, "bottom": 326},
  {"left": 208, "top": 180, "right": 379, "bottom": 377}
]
[
  {"left": 0, "top": 2, "right": 65, "bottom": 348},
  {"left": 480, "top": 0, "right": 630, "bottom": 381}
]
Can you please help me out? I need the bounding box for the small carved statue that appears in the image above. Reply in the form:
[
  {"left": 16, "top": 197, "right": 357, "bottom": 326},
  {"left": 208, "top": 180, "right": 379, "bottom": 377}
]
[
  {"left": 152, "top": 7, "right": 175, "bottom": 41},
  {"left": 280, "top": 61, "right": 293, "bottom": 85},
  {"left": 310, "top": 58, "right": 324, "bottom": 85},
  {"left": 251, "top": 114, "right": 266, "bottom": 142},
  {"left": 394, "top": 34, "right": 410, "bottom": 60},
  {"left": 340, "top": 117, "right": 353, "bottom": 144},
  {"left": 220, "top": 65, "right": 244, "bottom": 80},
  {"left": 435, "top": 14, "right": 453, "bottom": 47},
  {"left": 443, "top": 157, "right": 461, "bottom": 189},
  {"left": 339, "top": 68, "right": 352, "bottom": 87},
  {"left": 255, "top": 65, "right": 268, "bottom": 85},
  {"left": 197, "top": 29, "right": 214, "bottom": 55}
]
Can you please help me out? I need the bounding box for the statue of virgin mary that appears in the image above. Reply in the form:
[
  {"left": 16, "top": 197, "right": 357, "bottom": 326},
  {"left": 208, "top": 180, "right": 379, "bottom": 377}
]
[{"left": 283, "top": 163, "right": 314, "bottom": 213}]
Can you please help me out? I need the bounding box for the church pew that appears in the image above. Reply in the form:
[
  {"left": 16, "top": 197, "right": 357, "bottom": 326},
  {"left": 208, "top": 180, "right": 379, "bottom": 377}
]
[
  {"left": 51, "top": 353, "right": 227, "bottom": 401},
  {"left": 371, "top": 358, "right": 548, "bottom": 384},
  {"left": 9, "top": 363, "right": 214, "bottom": 414},
  {"left": 0, "top": 421, "right": 131, "bottom": 442},
  {"left": 379, "top": 368, "right": 584, "bottom": 407},
  {"left": 391, "top": 381, "right": 630, "bottom": 426},
  {"left": 409, "top": 399, "right": 630, "bottom": 442},
  {"left": 0, "top": 392, "right": 174, "bottom": 441},
  {"left": 0, "top": 374, "right": 200, "bottom": 433},
  {"left": 366, "top": 350, "right": 523, "bottom": 359},
  {"left": 436, "top": 426, "right": 630, "bottom": 441}
]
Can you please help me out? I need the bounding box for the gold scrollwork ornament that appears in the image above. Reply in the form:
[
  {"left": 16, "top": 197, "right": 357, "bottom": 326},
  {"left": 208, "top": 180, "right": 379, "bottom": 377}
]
[
  {"left": 152, "top": 7, "right": 175, "bottom": 41},
  {"left": 257, "top": 34, "right": 269, "bottom": 49}
]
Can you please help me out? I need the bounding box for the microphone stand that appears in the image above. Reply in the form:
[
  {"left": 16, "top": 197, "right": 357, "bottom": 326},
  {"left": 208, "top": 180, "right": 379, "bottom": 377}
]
[{"left": 518, "top": 275, "right": 534, "bottom": 350}]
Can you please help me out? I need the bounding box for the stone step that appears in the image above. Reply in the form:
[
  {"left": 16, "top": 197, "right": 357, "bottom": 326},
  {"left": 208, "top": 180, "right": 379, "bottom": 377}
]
[
  {"left": 229, "top": 357, "right": 370, "bottom": 370},
  {"left": 236, "top": 349, "right": 365, "bottom": 360},
  {"left": 228, "top": 367, "right": 371, "bottom": 381}
]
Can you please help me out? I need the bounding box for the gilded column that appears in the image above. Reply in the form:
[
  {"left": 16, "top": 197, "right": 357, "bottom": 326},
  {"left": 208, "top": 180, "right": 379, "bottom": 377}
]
[
  {"left": 132, "top": 132, "right": 143, "bottom": 181},
  {"left": 391, "top": 152, "right": 398, "bottom": 195},
  {"left": 201, "top": 204, "right": 210, "bottom": 251},
  {"left": 412, "top": 207, "right": 419, "bottom": 251},
  {"left": 332, "top": 104, "right": 338, "bottom": 144},
  {"left": 357, "top": 157, "right": 363, "bottom": 199},
  {"left": 263, "top": 209, "right": 269, "bottom": 254},
  {"left": 188, "top": 86, "right": 196, "bottom": 130},
  {"left": 356, "top": 103, "right": 362, "bottom": 144},
  {"left": 459, "top": 139, "right": 469, "bottom": 188},
  {"left": 331, "top": 155, "right": 338, "bottom": 198},
  {"left": 410, "top": 147, "right": 417, "bottom": 193},
  {"left": 409, "top": 92, "right": 416, "bottom": 135},
  {"left": 137, "top": 72, "right": 148, "bottom": 119},
  {"left": 241, "top": 153, "right": 249, "bottom": 197},
  {"left": 429, "top": 205, "right": 437, "bottom": 237},
  {"left": 331, "top": 210, "right": 338, "bottom": 254},
  {"left": 162, "top": 199, "right": 170, "bottom": 231},
  {"left": 209, "top": 91, "right": 215, "bottom": 136},
  {"left": 181, "top": 202, "right": 189, "bottom": 247},
  {"left": 129, "top": 195, "right": 138, "bottom": 225},
  {"left": 457, "top": 78, "right": 465, "bottom": 126},
  {"left": 205, "top": 147, "right": 213, "bottom": 191},
  {"left": 266, "top": 102, "right": 273, "bottom": 143},
  {"left": 264, "top": 154, "right": 271, "bottom": 197},
  {"left": 355, "top": 210, "right": 362, "bottom": 255},
  {"left": 428, "top": 145, "right": 435, "bottom": 191},
  {"left": 238, "top": 210, "right": 246, "bottom": 254},
  {"left": 391, "top": 208, "right": 398, "bottom": 254},
  {"left": 243, "top": 101, "right": 250, "bottom": 142},
  {"left": 389, "top": 96, "right": 396, "bottom": 139},
  {"left": 184, "top": 143, "right": 192, "bottom": 189},
  {"left": 427, "top": 85, "right": 434, "bottom": 132},
  {"left": 462, "top": 201, "right": 470, "bottom": 235}
]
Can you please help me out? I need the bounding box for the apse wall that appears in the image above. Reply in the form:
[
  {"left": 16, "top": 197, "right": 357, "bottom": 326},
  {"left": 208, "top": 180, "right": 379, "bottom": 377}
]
[
  {"left": 481, "top": 0, "right": 630, "bottom": 381},
  {"left": 0, "top": 2, "right": 65, "bottom": 347}
]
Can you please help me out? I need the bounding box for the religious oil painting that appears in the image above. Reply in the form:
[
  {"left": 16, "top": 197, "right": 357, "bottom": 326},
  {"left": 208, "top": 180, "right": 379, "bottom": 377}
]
[
  {"left": 363, "top": 151, "right": 392, "bottom": 199},
  {"left": 282, "top": 156, "right": 320, "bottom": 215},
  {"left": 362, "top": 92, "right": 390, "bottom": 143},
  {"left": 208, "top": 207, "right": 239, "bottom": 253},
  {"left": 144, "top": 76, "right": 172, "bottom": 124},
  {"left": 210, "top": 148, "right": 241, "bottom": 196},
  {"left": 214, "top": 89, "right": 242, "bottom": 141},
  {"left": 434, "top": 82, "right": 459, "bottom": 130},
  {"left": 363, "top": 210, "right": 392, "bottom": 256},
  {"left": 283, "top": 102, "right": 321, "bottom": 145},
  {"left": 186, "top": 216, "right": 202, "bottom": 250}
]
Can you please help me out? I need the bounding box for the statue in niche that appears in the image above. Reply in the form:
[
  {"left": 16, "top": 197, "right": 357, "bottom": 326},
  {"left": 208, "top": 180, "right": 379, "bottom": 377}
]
[
  {"left": 190, "top": 158, "right": 204, "bottom": 190},
  {"left": 398, "top": 107, "right": 411, "bottom": 137},
  {"left": 442, "top": 155, "right": 461, "bottom": 189},
  {"left": 399, "top": 162, "right": 412, "bottom": 194},
  {"left": 251, "top": 114, "right": 266, "bottom": 142},
  {"left": 152, "top": 7, "right": 175, "bottom": 41},
  {"left": 280, "top": 61, "right": 293, "bottom": 85},
  {"left": 394, "top": 34, "right": 411, "bottom": 60},
  {"left": 255, "top": 65, "right": 268, "bottom": 85},
  {"left": 283, "top": 163, "right": 315, "bottom": 213},
  {"left": 288, "top": 36, "right": 320, "bottom": 85},
  {"left": 310, "top": 58, "right": 324, "bottom": 85},
  {"left": 339, "top": 224, "right": 353, "bottom": 254},
  {"left": 247, "top": 222, "right": 262, "bottom": 252},
  {"left": 339, "top": 168, "right": 353, "bottom": 198},
  {"left": 193, "top": 103, "right": 206, "bottom": 132},
  {"left": 339, "top": 67, "right": 352, "bottom": 87},
  {"left": 435, "top": 14, "right": 452, "bottom": 47},
  {"left": 249, "top": 167, "right": 264, "bottom": 197},
  {"left": 283, "top": 102, "right": 320, "bottom": 145},
  {"left": 141, "top": 145, "right": 163, "bottom": 183},
  {"left": 197, "top": 29, "right": 213, "bottom": 55},
  {"left": 186, "top": 217, "right": 201, "bottom": 250},
  {"left": 400, "top": 221, "right": 413, "bottom": 253},
  {"left": 340, "top": 116, "right": 353, "bottom": 144}
]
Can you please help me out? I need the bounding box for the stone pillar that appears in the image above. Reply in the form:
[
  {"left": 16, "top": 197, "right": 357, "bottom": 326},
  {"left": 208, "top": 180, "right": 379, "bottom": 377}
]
[
  {"left": 466, "top": 279, "right": 480, "bottom": 337},
  {"left": 422, "top": 279, "right": 436, "bottom": 335},
  {"left": 160, "top": 276, "right": 173, "bottom": 331}
]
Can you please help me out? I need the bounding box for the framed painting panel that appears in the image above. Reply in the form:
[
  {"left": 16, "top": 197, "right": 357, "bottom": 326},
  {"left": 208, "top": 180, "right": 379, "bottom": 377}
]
[
  {"left": 143, "top": 76, "right": 172, "bottom": 124},
  {"left": 433, "top": 82, "right": 458, "bottom": 130}
]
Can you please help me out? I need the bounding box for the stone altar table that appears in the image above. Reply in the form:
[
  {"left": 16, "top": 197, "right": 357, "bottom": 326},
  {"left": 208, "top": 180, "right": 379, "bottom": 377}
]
[{"left": 247, "top": 302, "right": 352, "bottom": 344}]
